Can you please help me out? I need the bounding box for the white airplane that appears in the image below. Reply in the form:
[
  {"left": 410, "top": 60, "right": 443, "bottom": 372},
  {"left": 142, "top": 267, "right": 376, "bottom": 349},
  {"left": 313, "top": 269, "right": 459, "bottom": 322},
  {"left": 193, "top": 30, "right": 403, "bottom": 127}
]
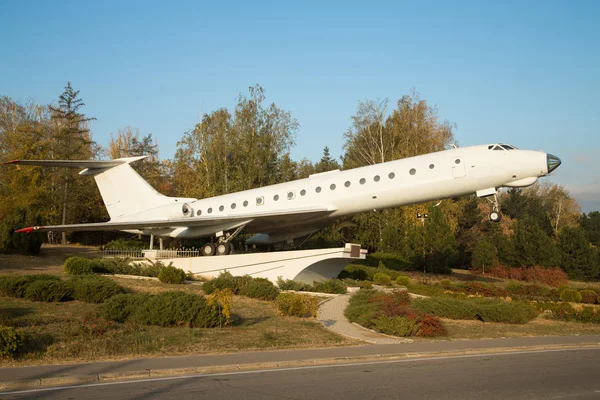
[{"left": 6, "top": 143, "right": 561, "bottom": 256}]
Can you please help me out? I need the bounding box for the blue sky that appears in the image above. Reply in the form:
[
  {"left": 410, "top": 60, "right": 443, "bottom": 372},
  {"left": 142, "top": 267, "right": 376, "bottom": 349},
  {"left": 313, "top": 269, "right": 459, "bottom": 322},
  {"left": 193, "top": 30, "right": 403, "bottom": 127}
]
[{"left": 2, "top": 0, "right": 599, "bottom": 211}]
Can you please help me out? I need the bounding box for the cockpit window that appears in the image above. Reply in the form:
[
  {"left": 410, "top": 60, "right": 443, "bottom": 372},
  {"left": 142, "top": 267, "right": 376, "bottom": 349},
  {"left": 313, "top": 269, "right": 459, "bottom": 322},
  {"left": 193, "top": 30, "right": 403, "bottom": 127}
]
[{"left": 488, "top": 143, "right": 518, "bottom": 151}]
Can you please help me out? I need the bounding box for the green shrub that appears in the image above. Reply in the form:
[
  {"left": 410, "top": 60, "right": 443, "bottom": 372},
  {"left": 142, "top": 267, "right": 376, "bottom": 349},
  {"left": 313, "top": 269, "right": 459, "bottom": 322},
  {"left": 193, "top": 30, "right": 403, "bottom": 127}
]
[
  {"left": 373, "top": 273, "right": 392, "bottom": 286},
  {"left": 64, "top": 256, "right": 93, "bottom": 275},
  {"left": 312, "top": 279, "right": 347, "bottom": 294},
  {"left": 102, "top": 293, "right": 149, "bottom": 323},
  {"left": 276, "top": 277, "right": 313, "bottom": 291},
  {"left": 344, "top": 290, "right": 381, "bottom": 328},
  {"left": 202, "top": 272, "right": 252, "bottom": 295},
  {"left": 104, "top": 291, "right": 224, "bottom": 327},
  {"left": 412, "top": 297, "right": 538, "bottom": 324},
  {"left": 69, "top": 275, "right": 125, "bottom": 303},
  {"left": 560, "top": 289, "right": 582, "bottom": 303},
  {"left": 0, "top": 274, "right": 60, "bottom": 298},
  {"left": 102, "top": 238, "right": 146, "bottom": 249},
  {"left": 239, "top": 278, "right": 279, "bottom": 300},
  {"left": 373, "top": 316, "right": 418, "bottom": 337},
  {"left": 579, "top": 290, "right": 597, "bottom": 304},
  {"left": 158, "top": 266, "right": 187, "bottom": 284},
  {"left": 276, "top": 293, "right": 319, "bottom": 317},
  {"left": 100, "top": 259, "right": 165, "bottom": 277},
  {"left": 395, "top": 275, "right": 410, "bottom": 286},
  {"left": 0, "top": 326, "right": 23, "bottom": 358},
  {"left": 361, "top": 252, "right": 411, "bottom": 271},
  {"left": 24, "top": 280, "right": 73, "bottom": 302},
  {"left": 340, "top": 264, "right": 369, "bottom": 280}
]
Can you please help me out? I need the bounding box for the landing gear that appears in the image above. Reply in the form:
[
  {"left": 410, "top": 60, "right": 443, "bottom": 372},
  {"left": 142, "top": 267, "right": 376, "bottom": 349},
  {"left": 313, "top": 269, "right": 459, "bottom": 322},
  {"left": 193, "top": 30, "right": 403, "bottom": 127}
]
[
  {"left": 487, "top": 191, "right": 502, "bottom": 223},
  {"left": 202, "top": 224, "right": 246, "bottom": 256},
  {"left": 489, "top": 210, "right": 502, "bottom": 223},
  {"left": 201, "top": 242, "right": 216, "bottom": 256},
  {"left": 216, "top": 242, "right": 232, "bottom": 256}
]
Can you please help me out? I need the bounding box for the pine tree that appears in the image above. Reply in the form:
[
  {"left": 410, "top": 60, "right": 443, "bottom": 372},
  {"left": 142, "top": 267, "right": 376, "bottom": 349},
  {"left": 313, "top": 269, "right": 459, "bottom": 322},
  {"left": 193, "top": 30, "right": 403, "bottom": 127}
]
[{"left": 558, "top": 227, "right": 598, "bottom": 281}]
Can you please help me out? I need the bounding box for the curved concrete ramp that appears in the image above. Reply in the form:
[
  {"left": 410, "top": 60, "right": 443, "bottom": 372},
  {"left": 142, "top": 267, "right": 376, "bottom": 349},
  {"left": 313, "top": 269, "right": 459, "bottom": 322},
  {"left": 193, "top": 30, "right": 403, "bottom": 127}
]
[{"left": 161, "top": 243, "right": 367, "bottom": 283}]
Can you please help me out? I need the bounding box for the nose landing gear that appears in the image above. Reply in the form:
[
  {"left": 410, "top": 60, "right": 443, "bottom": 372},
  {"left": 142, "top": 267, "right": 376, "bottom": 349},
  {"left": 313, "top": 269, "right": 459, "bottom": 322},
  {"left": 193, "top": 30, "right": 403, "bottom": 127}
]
[{"left": 487, "top": 192, "right": 502, "bottom": 223}]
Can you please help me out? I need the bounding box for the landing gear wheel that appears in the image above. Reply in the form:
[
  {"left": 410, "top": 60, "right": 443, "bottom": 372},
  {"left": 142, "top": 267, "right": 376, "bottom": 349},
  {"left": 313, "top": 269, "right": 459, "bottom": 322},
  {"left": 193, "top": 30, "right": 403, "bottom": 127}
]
[
  {"left": 216, "top": 242, "right": 232, "bottom": 256},
  {"left": 489, "top": 210, "right": 502, "bottom": 223},
  {"left": 201, "top": 243, "right": 216, "bottom": 256}
]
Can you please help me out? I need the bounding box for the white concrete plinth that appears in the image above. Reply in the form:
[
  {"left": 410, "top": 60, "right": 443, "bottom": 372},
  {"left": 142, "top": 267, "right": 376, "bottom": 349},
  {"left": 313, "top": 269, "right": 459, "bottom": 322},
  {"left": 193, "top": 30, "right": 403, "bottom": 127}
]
[{"left": 161, "top": 243, "right": 367, "bottom": 284}]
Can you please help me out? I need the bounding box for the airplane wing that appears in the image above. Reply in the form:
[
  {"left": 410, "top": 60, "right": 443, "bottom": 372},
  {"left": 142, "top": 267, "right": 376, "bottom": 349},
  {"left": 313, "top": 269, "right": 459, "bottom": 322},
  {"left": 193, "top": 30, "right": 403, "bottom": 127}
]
[{"left": 15, "top": 206, "right": 334, "bottom": 234}]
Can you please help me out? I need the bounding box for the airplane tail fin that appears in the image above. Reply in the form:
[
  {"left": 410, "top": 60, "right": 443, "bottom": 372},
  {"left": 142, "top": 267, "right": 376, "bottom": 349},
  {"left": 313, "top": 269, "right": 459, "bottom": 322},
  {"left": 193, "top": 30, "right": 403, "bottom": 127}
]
[{"left": 5, "top": 156, "right": 178, "bottom": 220}]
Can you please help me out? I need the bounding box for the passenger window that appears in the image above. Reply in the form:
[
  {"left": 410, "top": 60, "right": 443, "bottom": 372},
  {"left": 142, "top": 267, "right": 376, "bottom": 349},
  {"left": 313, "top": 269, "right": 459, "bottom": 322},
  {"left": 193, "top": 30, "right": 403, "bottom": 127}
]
[
  {"left": 300, "top": 189, "right": 306, "bottom": 196},
  {"left": 429, "top": 164, "right": 435, "bottom": 169},
  {"left": 374, "top": 175, "right": 380, "bottom": 182},
  {"left": 360, "top": 178, "right": 366, "bottom": 184},
  {"left": 409, "top": 168, "right": 416, "bottom": 175},
  {"left": 219, "top": 205, "right": 224, "bottom": 212},
  {"left": 345, "top": 181, "right": 351, "bottom": 187},
  {"left": 330, "top": 184, "right": 336, "bottom": 190},
  {"left": 208, "top": 207, "right": 213, "bottom": 214},
  {"left": 388, "top": 172, "right": 395, "bottom": 179},
  {"left": 316, "top": 187, "right": 322, "bottom": 193},
  {"left": 287, "top": 191, "right": 295, "bottom": 199},
  {"left": 256, "top": 197, "right": 264, "bottom": 206},
  {"left": 243, "top": 200, "right": 248, "bottom": 207},
  {"left": 274, "top": 194, "right": 279, "bottom": 201},
  {"left": 231, "top": 203, "right": 236, "bottom": 209},
  {"left": 197, "top": 210, "right": 202, "bottom": 216}
]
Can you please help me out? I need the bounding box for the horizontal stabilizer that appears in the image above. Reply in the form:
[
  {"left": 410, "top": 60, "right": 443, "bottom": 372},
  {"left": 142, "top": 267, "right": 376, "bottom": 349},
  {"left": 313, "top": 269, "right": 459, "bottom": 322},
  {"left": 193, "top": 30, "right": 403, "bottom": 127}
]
[{"left": 4, "top": 156, "right": 147, "bottom": 169}]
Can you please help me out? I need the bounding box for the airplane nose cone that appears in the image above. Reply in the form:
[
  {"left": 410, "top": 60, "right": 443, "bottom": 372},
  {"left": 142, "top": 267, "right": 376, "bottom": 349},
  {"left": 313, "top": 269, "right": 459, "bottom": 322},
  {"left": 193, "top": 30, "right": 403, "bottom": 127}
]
[{"left": 547, "top": 154, "right": 562, "bottom": 174}]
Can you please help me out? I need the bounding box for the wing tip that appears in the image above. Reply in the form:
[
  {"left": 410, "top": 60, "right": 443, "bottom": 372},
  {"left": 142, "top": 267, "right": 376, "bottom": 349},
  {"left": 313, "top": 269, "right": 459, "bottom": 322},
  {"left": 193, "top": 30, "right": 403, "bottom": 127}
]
[
  {"left": 4, "top": 160, "right": 20, "bottom": 165},
  {"left": 15, "top": 226, "right": 43, "bottom": 233}
]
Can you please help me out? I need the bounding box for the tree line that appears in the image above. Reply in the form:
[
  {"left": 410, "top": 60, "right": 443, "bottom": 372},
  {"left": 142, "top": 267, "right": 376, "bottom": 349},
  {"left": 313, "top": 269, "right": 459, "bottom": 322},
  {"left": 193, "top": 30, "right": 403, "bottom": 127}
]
[{"left": 1, "top": 83, "right": 598, "bottom": 281}]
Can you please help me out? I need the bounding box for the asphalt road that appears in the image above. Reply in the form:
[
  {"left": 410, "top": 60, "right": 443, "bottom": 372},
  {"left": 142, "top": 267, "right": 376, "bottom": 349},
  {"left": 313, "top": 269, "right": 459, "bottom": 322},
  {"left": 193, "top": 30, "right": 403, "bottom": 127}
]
[{"left": 2, "top": 348, "right": 599, "bottom": 400}]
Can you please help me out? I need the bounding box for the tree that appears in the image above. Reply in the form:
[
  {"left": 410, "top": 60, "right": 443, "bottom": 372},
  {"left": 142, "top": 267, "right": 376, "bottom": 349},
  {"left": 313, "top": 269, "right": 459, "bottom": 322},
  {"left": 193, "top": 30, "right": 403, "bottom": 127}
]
[
  {"left": 471, "top": 238, "right": 498, "bottom": 273},
  {"left": 558, "top": 227, "right": 599, "bottom": 281},
  {"left": 314, "top": 146, "right": 340, "bottom": 173},
  {"left": 512, "top": 216, "right": 561, "bottom": 267},
  {"left": 423, "top": 205, "right": 458, "bottom": 273},
  {"left": 48, "top": 82, "right": 97, "bottom": 244},
  {"left": 108, "top": 127, "right": 166, "bottom": 192},
  {"left": 580, "top": 211, "right": 600, "bottom": 248}
]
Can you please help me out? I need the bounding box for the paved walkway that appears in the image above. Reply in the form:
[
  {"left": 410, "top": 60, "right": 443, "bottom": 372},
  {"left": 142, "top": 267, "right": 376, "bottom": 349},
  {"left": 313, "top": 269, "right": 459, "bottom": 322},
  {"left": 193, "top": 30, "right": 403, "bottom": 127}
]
[{"left": 316, "top": 294, "right": 411, "bottom": 344}]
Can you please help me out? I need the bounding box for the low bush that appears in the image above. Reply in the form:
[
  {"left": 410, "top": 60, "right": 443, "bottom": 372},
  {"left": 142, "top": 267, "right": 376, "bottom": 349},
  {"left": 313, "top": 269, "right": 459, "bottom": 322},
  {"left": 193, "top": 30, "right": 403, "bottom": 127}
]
[
  {"left": 202, "top": 272, "right": 252, "bottom": 295},
  {"left": 69, "top": 275, "right": 125, "bottom": 303},
  {"left": 560, "top": 289, "right": 582, "bottom": 303},
  {"left": 412, "top": 297, "right": 539, "bottom": 324},
  {"left": 100, "top": 258, "right": 166, "bottom": 277},
  {"left": 0, "top": 274, "right": 60, "bottom": 298},
  {"left": 373, "top": 273, "right": 392, "bottom": 286},
  {"left": 486, "top": 265, "right": 568, "bottom": 287},
  {"left": 450, "top": 282, "right": 508, "bottom": 298},
  {"left": 103, "top": 291, "right": 225, "bottom": 327},
  {"left": 24, "top": 280, "right": 73, "bottom": 302},
  {"left": 64, "top": 256, "right": 93, "bottom": 275},
  {"left": 395, "top": 275, "right": 410, "bottom": 286},
  {"left": 369, "top": 290, "right": 411, "bottom": 317},
  {"left": 158, "top": 266, "right": 187, "bottom": 284},
  {"left": 373, "top": 316, "right": 418, "bottom": 337},
  {"left": 0, "top": 326, "right": 23, "bottom": 358},
  {"left": 102, "top": 238, "right": 146, "bottom": 249},
  {"left": 312, "top": 279, "right": 347, "bottom": 294},
  {"left": 339, "top": 264, "right": 369, "bottom": 280},
  {"left": 579, "top": 290, "right": 597, "bottom": 304},
  {"left": 504, "top": 282, "right": 559, "bottom": 302},
  {"left": 276, "top": 293, "right": 319, "bottom": 317},
  {"left": 345, "top": 290, "right": 382, "bottom": 328},
  {"left": 239, "top": 278, "right": 279, "bottom": 300},
  {"left": 102, "top": 293, "right": 149, "bottom": 323},
  {"left": 276, "top": 277, "right": 314, "bottom": 292}
]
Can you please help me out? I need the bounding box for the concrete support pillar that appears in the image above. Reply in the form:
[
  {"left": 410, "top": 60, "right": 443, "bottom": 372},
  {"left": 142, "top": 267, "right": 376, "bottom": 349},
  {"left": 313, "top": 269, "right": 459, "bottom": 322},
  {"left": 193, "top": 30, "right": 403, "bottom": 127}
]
[
  {"left": 159, "top": 237, "right": 164, "bottom": 250},
  {"left": 149, "top": 234, "right": 154, "bottom": 250}
]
